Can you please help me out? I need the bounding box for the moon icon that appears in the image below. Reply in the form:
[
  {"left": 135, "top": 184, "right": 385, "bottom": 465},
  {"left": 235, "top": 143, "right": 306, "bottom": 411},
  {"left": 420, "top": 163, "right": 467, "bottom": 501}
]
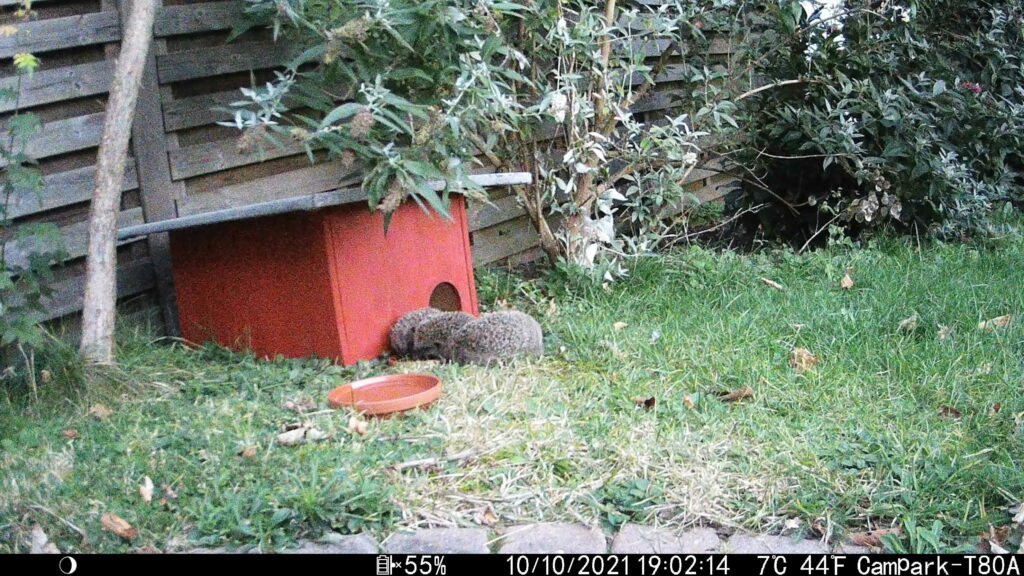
[{"left": 59, "top": 556, "right": 78, "bottom": 574}]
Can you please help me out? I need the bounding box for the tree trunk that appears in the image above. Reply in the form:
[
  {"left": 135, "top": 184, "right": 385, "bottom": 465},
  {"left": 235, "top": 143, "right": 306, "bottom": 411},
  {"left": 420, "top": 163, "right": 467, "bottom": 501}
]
[{"left": 80, "top": 0, "right": 159, "bottom": 364}]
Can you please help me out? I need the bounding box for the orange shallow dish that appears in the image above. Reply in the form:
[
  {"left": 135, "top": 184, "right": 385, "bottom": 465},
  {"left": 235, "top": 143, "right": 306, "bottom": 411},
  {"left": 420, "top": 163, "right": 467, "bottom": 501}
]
[{"left": 327, "top": 373, "right": 442, "bottom": 416}]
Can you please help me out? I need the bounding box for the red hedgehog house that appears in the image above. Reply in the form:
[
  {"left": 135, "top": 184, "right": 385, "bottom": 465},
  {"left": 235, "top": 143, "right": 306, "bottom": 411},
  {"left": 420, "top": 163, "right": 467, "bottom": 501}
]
[{"left": 118, "top": 173, "right": 530, "bottom": 365}]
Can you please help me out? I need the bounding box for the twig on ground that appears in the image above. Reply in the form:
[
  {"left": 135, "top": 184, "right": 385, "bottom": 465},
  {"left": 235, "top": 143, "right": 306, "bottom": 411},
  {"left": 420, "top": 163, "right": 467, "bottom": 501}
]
[
  {"left": 662, "top": 204, "right": 766, "bottom": 248},
  {"left": 394, "top": 449, "right": 476, "bottom": 471},
  {"left": 28, "top": 504, "right": 87, "bottom": 538},
  {"left": 798, "top": 212, "right": 842, "bottom": 254}
]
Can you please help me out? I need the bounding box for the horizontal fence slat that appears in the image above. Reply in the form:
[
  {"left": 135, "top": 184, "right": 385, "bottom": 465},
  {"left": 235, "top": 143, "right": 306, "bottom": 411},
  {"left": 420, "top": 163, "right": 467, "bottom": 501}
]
[
  {"left": 0, "top": 11, "right": 121, "bottom": 59},
  {"left": 162, "top": 89, "right": 238, "bottom": 131},
  {"left": 0, "top": 60, "right": 113, "bottom": 113},
  {"left": 164, "top": 88, "right": 337, "bottom": 132},
  {"left": 8, "top": 163, "right": 138, "bottom": 220},
  {"left": 471, "top": 215, "right": 540, "bottom": 266},
  {"left": 631, "top": 88, "right": 683, "bottom": 114},
  {"left": 38, "top": 258, "right": 156, "bottom": 321},
  {"left": 176, "top": 158, "right": 363, "bottom": 216},
  {"left": 0, "top": 112, "right": 104, "bottom": 164},
  {"left": 155, "top": 1, "right": 245, "bottom": 37},
  {"left": 626, "top": 63, "right": 688, "bottom": 87},
  {"left": 168, "top": 137, "right": 311, "bottom": 180},
  {"left": 468, "top": 194, "right": 525, "bottom": 233},
  {"left": 3, "top": 207, "right": 144, "bottom": 269},
  {"left": 156, "top": 41, "right": 295, "bottom": 84}
]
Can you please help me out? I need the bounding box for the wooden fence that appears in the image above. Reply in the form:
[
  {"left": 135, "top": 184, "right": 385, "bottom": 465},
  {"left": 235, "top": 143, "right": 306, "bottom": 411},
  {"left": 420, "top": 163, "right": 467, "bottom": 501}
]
[{"left": 1, "top": 0, "right": 736, "bottom": 335}]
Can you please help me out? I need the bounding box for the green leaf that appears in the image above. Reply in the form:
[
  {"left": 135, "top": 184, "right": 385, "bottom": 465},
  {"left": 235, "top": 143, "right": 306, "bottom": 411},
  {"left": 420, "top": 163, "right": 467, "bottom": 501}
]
[
  {"left": 320, "top": 103, "right": 363, "bottom": 128},
  {"left": 288, "top": 44, "right": 327, "bottom": 69},
  {"left": 12, "top": 53, "right": 39, "bottom": 76},
  {"left": 6, "top": 112, "right": 41, "bottom": 139},
  {"left": 413, "top": 180, "right": 451, "bottom": 220},
  {"left": 403, "top": 160, "right": 445, "bottom": 180}
]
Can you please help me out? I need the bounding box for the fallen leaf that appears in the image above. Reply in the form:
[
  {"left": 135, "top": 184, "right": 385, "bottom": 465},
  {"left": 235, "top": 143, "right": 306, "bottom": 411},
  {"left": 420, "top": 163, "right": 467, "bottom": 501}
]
[
  {"left": 480, "top": 510, "right": 498, "bottom": 526},
  {"left": 139, "top": 477, "right": 154, "bottom": 505},
  {"left": 283, "top": 398, "right": 317, "bottom": 414},
  {"left": 811, "top": 520, "right": 827, "bottom": 537},
  {"left": 30, "top": 525, "right": 59, "bottom": 554},
  {"left": 718, "top": 386, "right": 754, "bottom": 403},
  {"left": 979, "top": 314, "right": 1012, "bottom": 331},
  {"left": 276, "top": 428, "right": 306, "bottom": 445},
  {"left": 101, "top": 513, "right": 137, "bottom": 541},
  {"left": 631, "top": 396, "right": 656, "bottom": 410},
  {"left": 546, "top": 300, "right": 558, "bottom": 317},
  {"left": 991, "top": 403, "right": 1002, "bottom": 416},
  {"left": 790, "top": 347, "right": 818, "bottom": 372},
  {"left": 985, "top": 524, "right": 1012, "bottom": 546},
  {"left": 841, "top": 273, "right": 854, "bottom": 290},
  {"left": 938, "top": 405, "right": 963, "bottom": 420},
  {"left": 938, "top": 324, "right": 954, "bottom": 340},
  {"left": 61, "top": 429, "right": 79, "bottom": 440},
  {"left": 898, "top": 315, "right": 918, "bottom": 332},
  {"left": 846, "top": 527, "right": 902, "bottom": 548},
  {"left": 89, "top": 403, "right": 113, "bottom": 421},
  {"left": 40, "top": 369, "right": 52, "bottom": 384},
  {"left": 347, "top": 415, "right": 368, "bottom": 436},
  {"left": 238, "top": 445, "right": 257, "bottom": 459},
  {"left": 1010, "top": 503, "right": 1024, "bottom": 526},
  {"left": 276, "top": 426, "right": 329, "bottom": 446},
  {"left": 682, "top": 395, "right": 696, "bottom": 410},
  {"left": 613, "top": 321, "right": 629, "bottom": 331},
  {"left": 760, "top": 277, "right": 785, "bottom": 290}
]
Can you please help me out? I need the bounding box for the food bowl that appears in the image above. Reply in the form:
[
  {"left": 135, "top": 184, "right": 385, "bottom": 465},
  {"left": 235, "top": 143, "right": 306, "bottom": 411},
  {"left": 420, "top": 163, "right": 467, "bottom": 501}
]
[{"left": 327, "top": 373, "right": 442, "bottom": 416}]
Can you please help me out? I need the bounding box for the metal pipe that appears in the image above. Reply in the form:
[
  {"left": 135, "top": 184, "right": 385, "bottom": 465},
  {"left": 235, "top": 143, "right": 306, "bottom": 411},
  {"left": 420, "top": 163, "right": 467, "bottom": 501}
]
[{"left": 117, "top": 172, "right": 533, "bottom": 240}]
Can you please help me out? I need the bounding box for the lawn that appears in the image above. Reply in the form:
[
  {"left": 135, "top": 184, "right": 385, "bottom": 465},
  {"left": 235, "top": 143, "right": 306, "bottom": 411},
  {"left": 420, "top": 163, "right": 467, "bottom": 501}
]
[{"left": 2, "top": 234, "right": 1023, "bottom": 553}]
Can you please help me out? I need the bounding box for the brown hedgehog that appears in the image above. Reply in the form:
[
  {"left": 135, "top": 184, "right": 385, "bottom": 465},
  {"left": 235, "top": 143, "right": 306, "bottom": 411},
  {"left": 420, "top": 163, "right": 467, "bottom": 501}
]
[
  {"left": 389, "top": 307, "right": 443, "bottom": 357},
  {"left": 449, "top": 310, "right": 543, "bottom": 366},
  {"left": 410, "top": 311, "right": 474, "bottom": 360}
]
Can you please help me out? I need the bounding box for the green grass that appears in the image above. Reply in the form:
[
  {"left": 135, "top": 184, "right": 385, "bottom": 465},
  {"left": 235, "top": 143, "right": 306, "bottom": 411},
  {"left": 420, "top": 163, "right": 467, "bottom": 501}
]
[{"left": 2, "top": 234, "right": 1023, "bottom": 553}]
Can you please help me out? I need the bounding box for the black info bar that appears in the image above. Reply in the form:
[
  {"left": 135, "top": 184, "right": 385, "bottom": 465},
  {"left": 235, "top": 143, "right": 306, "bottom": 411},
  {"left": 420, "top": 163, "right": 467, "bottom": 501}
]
[{"left": 3, "top": 553, "right": 1021, "bottom": 576}]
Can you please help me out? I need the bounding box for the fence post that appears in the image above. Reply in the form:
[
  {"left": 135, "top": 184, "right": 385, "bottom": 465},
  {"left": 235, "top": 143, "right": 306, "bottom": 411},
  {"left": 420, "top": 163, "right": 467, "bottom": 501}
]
[{"left": 117, "top": 0, "right": 181, "bottom": 335}]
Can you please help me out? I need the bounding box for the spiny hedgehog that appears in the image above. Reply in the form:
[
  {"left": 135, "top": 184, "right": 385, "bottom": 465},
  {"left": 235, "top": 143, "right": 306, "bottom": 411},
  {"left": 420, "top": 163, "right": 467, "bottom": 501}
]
[
  {"left": 389, "top": 307, "right": 443, "bottom": 357},
  {"left": 450, "top": 310, "right": 543, "bottom": 366},
  {"left": 411, "top": 311, "right": 474, "bottom": 360}
]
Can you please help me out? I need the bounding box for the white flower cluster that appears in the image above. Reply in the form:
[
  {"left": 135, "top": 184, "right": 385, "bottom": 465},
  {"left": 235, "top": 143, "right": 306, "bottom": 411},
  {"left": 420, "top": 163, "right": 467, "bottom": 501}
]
[
  {"left": 549, "top": 92, "right": 568, "bottom": 123},
  {"left": 888, "top": 3, "right": 912, "bottom": 23}
]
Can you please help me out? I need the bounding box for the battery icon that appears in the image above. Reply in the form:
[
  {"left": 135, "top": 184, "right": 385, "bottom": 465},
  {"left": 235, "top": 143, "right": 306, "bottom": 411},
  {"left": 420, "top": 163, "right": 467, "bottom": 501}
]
[{"left": 376, "top": 555, "right": 393, "bottom": 576}]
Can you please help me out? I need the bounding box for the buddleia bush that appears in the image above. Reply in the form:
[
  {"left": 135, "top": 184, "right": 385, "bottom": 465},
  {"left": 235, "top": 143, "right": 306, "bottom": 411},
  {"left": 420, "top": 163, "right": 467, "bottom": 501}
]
[
  {"left": 230, "top": 0, "right": 531, "bottom": 221},
  {"left": 724, "top": 0, "right": 1024, "bottom": 242},
  {"left": 230, "top": 0, "right": 712, "bottom": 272}
]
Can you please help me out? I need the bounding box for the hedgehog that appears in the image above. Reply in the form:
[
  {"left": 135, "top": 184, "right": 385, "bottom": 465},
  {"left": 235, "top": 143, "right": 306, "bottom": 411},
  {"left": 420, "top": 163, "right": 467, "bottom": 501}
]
[
  {"left": 410, "top": 311, "right": 475, "bottom": 360},
  {"left": 389, "top": 307, "right": 444, "bottom": 357},
  {"left": 449, "top": 310, "right": 543, "bottom": 366}
]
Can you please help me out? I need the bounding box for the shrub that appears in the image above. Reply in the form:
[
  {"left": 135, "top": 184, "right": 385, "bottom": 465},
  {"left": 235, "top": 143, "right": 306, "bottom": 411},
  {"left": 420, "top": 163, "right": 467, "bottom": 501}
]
[
  {"left": 1, "top": 40, "right": 67, "bottom": 399},
  {"left": 230, "top": 0, "right": 711, "bottom": 271},
  {"left": 230, "top": 0, "right": 531, "bottom": 221},
  {"left": 722, "top": 0, "right": 1024, "bottom": 242}
]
